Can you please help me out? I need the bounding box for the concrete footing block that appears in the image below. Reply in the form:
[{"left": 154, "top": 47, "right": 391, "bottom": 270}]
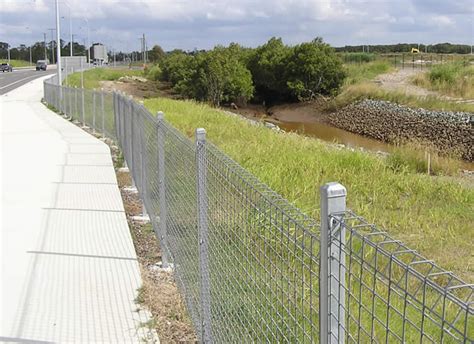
[
  {"left": 131, "top": 214, "right": 150, "bottom": 224},
  {"left": 123, "top": 186, "right": 138, "bottom": 194}
]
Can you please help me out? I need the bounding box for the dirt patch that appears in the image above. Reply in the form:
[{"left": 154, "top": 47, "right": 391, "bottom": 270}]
[
  {"left": 100, "top": 79, "right": 181, "bottom": 101},
  {"left": 227, "top": 98, "right": 329, "bottom": 124},
  {"left": 116, "top": 166, "right": 198, "bottom": 343},
  {"left": 374, "top": 68, "right": 437, "bottom": 97}
]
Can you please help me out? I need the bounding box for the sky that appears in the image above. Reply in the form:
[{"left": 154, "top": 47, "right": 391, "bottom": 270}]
[{"left": 1, "top": 0, "right": 473, "bottom": 52}]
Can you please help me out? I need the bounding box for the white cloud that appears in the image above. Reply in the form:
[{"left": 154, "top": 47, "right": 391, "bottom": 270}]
[{"left": 0, "top": 0, "right": 472, "bottom": 50}]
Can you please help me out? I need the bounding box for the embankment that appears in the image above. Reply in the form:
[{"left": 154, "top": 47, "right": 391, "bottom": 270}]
[{"left": 326, "top": 99, "right": 474, "bottom": 161}]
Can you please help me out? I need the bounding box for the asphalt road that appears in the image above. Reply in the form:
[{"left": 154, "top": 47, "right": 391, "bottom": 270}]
[{"left": 0, "top": 68, "right": 56, "bottom": 95}]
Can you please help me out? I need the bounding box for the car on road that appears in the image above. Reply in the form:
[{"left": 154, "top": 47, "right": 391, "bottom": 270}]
[
  {"left": 0, "top": 63, "right": 13, "bottom": 72},
  {"left": 36, "top": 60, "right": 47, "bottom": 71}
]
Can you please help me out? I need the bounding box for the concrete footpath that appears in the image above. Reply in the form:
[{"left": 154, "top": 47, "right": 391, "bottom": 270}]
[{"left": 1, "top": 77, "right": 156, "bottom": 343}]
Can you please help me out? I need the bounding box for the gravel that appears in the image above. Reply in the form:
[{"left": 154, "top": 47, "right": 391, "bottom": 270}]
[{"left": 326, "top": 99, "right": 474, "bottom": 161}]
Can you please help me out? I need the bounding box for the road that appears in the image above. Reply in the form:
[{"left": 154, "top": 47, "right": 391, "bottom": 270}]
[{"left": 0, "top": 68, "right": 56, "bottom": 95}]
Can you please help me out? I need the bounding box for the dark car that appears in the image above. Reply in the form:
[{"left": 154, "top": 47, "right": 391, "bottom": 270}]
[
  {"left": 36, "top": 60, "right": 47, "bottom": 71},
  {"left": 0, "top": 63, "right": 13, "bottom": 72}
]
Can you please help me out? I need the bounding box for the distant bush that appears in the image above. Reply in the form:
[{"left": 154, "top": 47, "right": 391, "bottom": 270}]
[
  {"left": 412, "top": 62, "right": 474, "bottom": 98},
  {"left": 160, "top": 46, "right": 253, "bottom": 106},
  {"left": 285, "top": 40, "right": 346, "bottom": 100},
  {"left": 144, "top": 64, "right": 162, "bottom": 81},
  {"left": 159, "top": 37, "right": 345, "bottom": 105}
]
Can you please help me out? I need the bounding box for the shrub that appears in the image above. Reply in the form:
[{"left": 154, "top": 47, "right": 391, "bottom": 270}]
[
  {"left": 285, "top": 40, "right": 346, "bottom": 100},
  {"left": 145, "top": 64, "right": 162, "bottom": 81}
]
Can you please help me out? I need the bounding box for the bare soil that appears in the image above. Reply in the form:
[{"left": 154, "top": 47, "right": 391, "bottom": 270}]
[
  {"left": 100, "top": 78, "right": 178, "bottom": 100},
  {"left": 116, "top": 172, "right": 197, "bottom": 343},
  {"left": 374, "top": 68, "right": 437, "bottom": 97}
]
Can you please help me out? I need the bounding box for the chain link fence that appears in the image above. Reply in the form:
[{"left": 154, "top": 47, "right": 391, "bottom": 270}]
[{"left": 43, "top": 74, "right": 473, "bottom": 343}]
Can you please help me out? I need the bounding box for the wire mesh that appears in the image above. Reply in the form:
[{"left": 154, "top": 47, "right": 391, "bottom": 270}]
[
  {"left": 43, "top": 75, "right": 473, "bottom": 343},
  {"left": 328, "top": 211, "right": 473, "bottom": 343}
]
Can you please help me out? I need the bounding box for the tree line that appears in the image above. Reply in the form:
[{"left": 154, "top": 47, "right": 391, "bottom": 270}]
[
  {"left": 335, "top": 43, "right": 472, "bottom": 54},
  {"left": 0, "top": 40, "right": 88, "bottom": 63},
  {"left": 151, "top": 37, "right": 345, "bottom": 106}
]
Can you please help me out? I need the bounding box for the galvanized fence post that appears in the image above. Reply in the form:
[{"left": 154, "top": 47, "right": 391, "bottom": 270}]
[
  {"left": 196, "top": 128, "right": 213, "bottom": 343},
  {"left": 92, "top": 90, "right": 96, "bottom": 133},
  {"left": 140, "top": 114, "right": 147, "bottom": 217},
  {"left": 101, "top": 89, "right": 105, "bottom": 136},
  {"left": 157, "top": 111, "right": 168, "bottom": 268},
  {"left": 81, "top": 88, "right": 85, "bottom": 126},
  {"left": 74, "top": 87, "right": 78, "bottom": 119},
  {"left": 320, "top": 182, "right": 347, "bottom": 344},
  {"left": 129, "top": 96, "right": 135, "bottom": 187}
]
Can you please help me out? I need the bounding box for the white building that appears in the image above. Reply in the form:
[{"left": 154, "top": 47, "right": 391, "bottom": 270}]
[{"left": 91, "top": 43, "right": 108, "bottom": 65}]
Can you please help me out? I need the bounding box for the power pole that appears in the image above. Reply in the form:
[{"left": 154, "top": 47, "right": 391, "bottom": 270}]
[
  {"left": 48, "top": 28, "right": 55, "bottom": 64},
  {"left": 7, "top": 44, "right": 10, "bottom": 63},
  {"left": 43, "top": 33, "right": 47, "bottom": 60},
  {"left": 55, "top": 0, "right": 62, "bottom": 85}
]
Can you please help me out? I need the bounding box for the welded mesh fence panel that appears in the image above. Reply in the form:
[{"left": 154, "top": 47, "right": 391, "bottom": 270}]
[
  {"left": 43, "top": 76, "right": 473, "bottom": 343},
  {"left": 203, "top": 141, "right": 321, "bottom": 343},
  {"left": 328, "top": 211, "right": 473, "bottom": 343}
]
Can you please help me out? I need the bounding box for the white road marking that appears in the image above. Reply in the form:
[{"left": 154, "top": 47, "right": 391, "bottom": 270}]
[{"left": 0, "top": 75, "right": 39, "bottom": 90}]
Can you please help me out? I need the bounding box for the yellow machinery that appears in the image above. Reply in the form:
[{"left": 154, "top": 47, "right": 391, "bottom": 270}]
[{"left": 411, "top": 48, "right": 420, "bottom": 53}]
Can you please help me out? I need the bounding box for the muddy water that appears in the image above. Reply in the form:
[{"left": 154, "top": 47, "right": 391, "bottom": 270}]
[{"left": 276, "top": 120, "right": 474, "bottom": 171}]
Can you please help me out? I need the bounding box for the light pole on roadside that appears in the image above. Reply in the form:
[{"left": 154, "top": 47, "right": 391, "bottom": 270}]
[
  {"left": 83, "top": 18, "right": 91, "bottom": 64},
  {"left": 48, "top": 28, "right": 56, "bottom": 64},
  {"left": 43, "top": 33, "right": 47, "bottom": 60},
  {"left": 7, "top": 43, "right": 10, "bottom": 63},
  {"left": 55, "top": 0, "right": 62, "bottom": 85},
  {"left": 26, "top": 27, "right": 32, "bottom": 65}
]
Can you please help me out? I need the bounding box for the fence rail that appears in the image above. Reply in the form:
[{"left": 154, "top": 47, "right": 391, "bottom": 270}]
[{"left": 43, "top": 74, "right": 473, "bottom": 343}]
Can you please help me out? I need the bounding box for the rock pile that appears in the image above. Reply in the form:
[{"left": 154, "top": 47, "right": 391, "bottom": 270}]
[{"left": 326, "top": 100, "right": 474, "bottom": 161}]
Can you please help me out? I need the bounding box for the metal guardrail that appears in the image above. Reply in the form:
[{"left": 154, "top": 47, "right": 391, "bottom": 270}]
[{"left": 43, "top": 76, "right": 473, "bottom": 343}]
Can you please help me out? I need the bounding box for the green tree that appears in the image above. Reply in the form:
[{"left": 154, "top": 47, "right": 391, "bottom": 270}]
[
  {"left": 148, "top": 45, "right": 165, "bottom": 62},
  {"left": 285, "top": 40, "right": 345, "bottom": 100},
  {"left": 190, "top": 46, "right": 254, "bottom": 106},
  {"left": 247, "top": 37, "right": 291, "bottom": 103}
]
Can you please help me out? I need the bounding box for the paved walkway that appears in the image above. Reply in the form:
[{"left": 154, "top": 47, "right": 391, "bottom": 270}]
[{"left": 1, "top": 77, "right": 156, "bottom": 343}]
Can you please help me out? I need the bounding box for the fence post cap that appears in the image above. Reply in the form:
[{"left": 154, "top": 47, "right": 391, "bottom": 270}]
[
  {"left": 157, "top": 111, "right": 164, "bottom": 120},
  {"left": 195, "top": 128, "right": 206, "bottom": 142},
  {"left": 320, "top": 182, "right": 346, "bottom": 198}
]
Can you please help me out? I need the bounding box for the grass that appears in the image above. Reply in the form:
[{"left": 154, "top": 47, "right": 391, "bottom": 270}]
[
  {"left": 0, "top": 59, "right": 33, "bottom": 67},
  {"left": 57, "top": 68, "right": 473, "bottom": 341},
  {"left": 343, "top": 60, "right": 393, "bottom": 86},
  {"left": 65, "top": 67, "right": 143, "bottom": 89},
  {"left": 411, "top": 62, "right": 474, "bottom": 99},
  {"left": 327, "top": 82, "right": 474, "bottom": 113},
  {"left": 333, "top": 58, "right": 474, "bottom": 112},
  {"left": 143, "top": 96, "right": 474, "bottom": 282}
]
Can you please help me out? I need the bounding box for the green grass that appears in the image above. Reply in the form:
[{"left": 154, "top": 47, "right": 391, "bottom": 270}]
[
  {"left": 326, "top": 82, "right": 474, "bottom": 113},
  {"left": 143, "top": 96, "right": 474, "bottom": 282},
  {"left": 343, "top": 60, "right": 393, "bottom": 86},
  {"left": 65, "top": 68, "right": 143, "bottom": 89},
  {"left": 411, "top": 62, "right": 474, "bottom": 99},
  {"left": 0, "top": 59, "right": 33, "bottom": 67}
]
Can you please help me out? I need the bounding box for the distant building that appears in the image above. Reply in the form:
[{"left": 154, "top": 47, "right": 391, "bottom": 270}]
[{"left": 90, "top": 43, "right": 108, "bottom": 65}]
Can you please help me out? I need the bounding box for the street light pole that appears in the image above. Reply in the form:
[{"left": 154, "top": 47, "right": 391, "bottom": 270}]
[
  {"left": 7, "top": 44, "right": 10, "bottom": 63},
  {"left": 43, "top": 33, "right": 47, "bottom": 60},
  {"left": 69, "top": 6, "right": 73, "bottom": 56},
  {"left": 83, "top": 18, "right": 90, "bottom": 64},
  {"left": 55, "top": 0, "right": 62, "bottom": 85},
  {"left": 48, "top": 28, "right": 55, "bottom": 64}
]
